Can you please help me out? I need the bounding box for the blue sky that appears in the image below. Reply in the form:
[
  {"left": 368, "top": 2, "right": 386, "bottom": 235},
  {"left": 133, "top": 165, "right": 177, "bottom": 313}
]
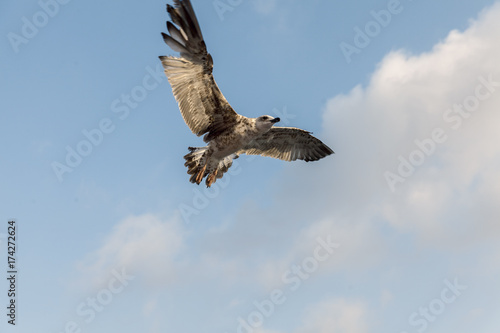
[{"left": 1, "top": 0, "right": 500, "bottom": 332}]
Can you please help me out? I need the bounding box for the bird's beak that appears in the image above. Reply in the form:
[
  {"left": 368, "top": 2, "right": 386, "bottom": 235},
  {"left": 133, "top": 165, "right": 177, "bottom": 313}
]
[{"left": 271, "top": 117, "right": 280, "bottom": 123}]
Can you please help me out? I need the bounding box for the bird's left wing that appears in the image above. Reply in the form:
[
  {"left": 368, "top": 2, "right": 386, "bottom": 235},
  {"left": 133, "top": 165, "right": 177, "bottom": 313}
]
[
  {"left": 239, "top": 127, "right": 334, "bottom": 162},
  {"left": 159, "top": 0, "right": 239, "bottom": 141}
]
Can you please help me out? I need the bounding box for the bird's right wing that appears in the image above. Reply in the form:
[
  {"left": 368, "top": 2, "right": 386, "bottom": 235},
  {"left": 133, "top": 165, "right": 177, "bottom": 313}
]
[
  {"left": 239, "top": 127, "right": 334, "bottom": 162},
  {"left": 159, "top": 0, "right": 239, "bottom": 141}
]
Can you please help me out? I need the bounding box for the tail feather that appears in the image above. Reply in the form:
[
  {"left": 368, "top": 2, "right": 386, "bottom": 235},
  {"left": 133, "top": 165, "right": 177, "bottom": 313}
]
[
  {"left": 206, "top": 154, "right": 238, "bottom": 186},
  {"left": 184, "top": 147, "right": 209, "bottom": 184},
  {"left": 183, "top": 147, "right": 237, "bottom": 187},
  {"left": 216, "top": 154, "right": 238, "bottom": 180}
]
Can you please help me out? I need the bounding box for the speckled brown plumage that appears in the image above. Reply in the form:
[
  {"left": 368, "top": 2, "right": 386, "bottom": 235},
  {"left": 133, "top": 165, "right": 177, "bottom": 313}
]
[{"left": 160, "top": 0, "right": 333, "bottom": 187}]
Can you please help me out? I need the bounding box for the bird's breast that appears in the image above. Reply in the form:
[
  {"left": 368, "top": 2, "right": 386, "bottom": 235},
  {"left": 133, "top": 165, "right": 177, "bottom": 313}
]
[{"left": 211, "top": 126, "right": 259, "bottom": 159}]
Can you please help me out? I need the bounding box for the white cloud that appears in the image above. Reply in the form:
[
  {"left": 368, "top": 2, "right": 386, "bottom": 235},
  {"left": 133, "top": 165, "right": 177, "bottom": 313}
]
[
  {"left": 296, "top": 299, "right": 368, "bottom": 333},
  {"left": 307, "top": 1, "right": 500, "bottom": 250},
  {"left": 254, "top": 216, "right": 387, "bottom": 288},
  {"left": 62, "top": 5, "right": 500, "bottom": 333},
  {"left": 76, "top": 214, "right": 185, "bottom": 289},
  {"left": 192, "top": 9, "right": 500, "bottom": 308}
]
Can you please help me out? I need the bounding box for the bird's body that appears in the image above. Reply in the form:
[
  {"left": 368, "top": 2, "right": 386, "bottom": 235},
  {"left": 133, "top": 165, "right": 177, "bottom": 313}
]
[
  {"left": 210, "top": 117, "right": 258, "bottom": 159},
  {"left": 160, "top": 0, "right": 334, "bottom": 187}
]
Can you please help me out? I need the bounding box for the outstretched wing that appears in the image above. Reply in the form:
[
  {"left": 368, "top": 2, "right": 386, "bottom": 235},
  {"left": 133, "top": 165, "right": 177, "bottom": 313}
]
[
  {"left": 159, "top": 0, "right": 239, "bottom": 141},
  {"left": 239, "top": 127, "right": 334, "bottom": 162}
]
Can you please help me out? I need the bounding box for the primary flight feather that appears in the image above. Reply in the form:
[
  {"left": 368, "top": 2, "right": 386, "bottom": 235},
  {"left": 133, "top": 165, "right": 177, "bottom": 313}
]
[{"left": 159, "top": 0, "right": 334, "bottom": 187}]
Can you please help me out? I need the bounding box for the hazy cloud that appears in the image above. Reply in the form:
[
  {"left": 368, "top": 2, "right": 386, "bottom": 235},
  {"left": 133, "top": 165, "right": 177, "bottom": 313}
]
[
  {"left": 77, "top": 214, "right": 185, "bottom": 289},
  {"left": 296, "top": 299, "right": 368, "bottom": 333}
]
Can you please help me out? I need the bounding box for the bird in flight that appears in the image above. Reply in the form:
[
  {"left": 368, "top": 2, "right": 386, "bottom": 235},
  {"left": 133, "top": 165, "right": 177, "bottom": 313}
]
[{"left": 159, "top": 0, "right": 333, "bottom": 187}]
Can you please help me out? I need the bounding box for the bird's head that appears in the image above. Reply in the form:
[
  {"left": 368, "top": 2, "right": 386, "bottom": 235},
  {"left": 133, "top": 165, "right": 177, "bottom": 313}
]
[{"left": 255, "top": 115, "right": 280, "bottom": 132}]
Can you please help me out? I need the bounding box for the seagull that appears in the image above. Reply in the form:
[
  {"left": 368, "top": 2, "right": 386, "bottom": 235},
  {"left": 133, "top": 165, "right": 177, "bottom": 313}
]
[{"left": 159, "top": 0, "right": 334, "bottom": 187}]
